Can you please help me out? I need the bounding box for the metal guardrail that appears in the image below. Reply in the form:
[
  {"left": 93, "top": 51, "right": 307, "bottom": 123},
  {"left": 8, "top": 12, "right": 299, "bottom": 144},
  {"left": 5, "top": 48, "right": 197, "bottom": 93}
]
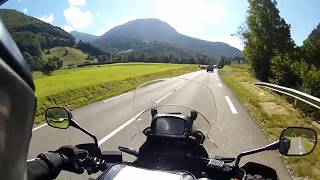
[{"left": 254, "top": 82, "right": 320, "bottom": 109}]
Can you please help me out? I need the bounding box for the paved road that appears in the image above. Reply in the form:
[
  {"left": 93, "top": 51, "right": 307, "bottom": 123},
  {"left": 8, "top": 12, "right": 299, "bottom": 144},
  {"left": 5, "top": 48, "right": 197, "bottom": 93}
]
[
  {"left": 29, "top": 70, "right": 292, "bottom": 180},
  {"left": 288, "top": 137, "right": 306, "bottom": 155}
]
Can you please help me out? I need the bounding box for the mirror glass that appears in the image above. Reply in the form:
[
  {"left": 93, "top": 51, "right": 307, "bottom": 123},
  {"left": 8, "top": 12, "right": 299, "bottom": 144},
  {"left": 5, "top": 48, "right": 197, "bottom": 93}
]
[
  {"left": 45, "top": 107, "right": 70, "bottom": 129},
  {"left": 279, "top": 127, "right": 317, "bottom": 156}
]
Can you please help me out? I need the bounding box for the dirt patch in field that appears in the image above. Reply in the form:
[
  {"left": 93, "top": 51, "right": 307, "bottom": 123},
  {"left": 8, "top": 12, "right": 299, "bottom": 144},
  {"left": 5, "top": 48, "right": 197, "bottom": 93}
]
[{"left": 260, "top": 102, "right": 289, "bottom": 116}]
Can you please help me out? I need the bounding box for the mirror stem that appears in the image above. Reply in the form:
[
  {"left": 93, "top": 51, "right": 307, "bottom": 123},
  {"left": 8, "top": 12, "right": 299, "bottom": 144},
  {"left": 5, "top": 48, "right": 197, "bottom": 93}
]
[
  {"left": 235, "top": 140, "right": 279, "bottom": 167},
  {"left": 70, "top": 119, "right": 99, "bottom": 146}
]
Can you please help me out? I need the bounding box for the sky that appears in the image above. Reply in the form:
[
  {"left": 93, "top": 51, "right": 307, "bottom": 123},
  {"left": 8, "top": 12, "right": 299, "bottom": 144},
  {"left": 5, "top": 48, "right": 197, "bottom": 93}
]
[{"left": 1, "top": 0, "right": 320, "bottom": 50}]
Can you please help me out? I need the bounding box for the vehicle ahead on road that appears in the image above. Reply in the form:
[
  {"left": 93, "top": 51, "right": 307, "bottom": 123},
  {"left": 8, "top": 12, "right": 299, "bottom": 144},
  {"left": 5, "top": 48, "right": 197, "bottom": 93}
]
[
  {"left": 207, "top": 65, "right": 214, "bottom": 72},
  {"left": 44, "top": 79, "right": 317, "bottom": 180}
]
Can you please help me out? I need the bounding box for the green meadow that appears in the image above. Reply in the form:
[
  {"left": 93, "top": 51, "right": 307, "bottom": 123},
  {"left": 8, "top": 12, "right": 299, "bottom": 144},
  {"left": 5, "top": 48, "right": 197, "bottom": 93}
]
[{"left": 34, "top": 63, "right": 198, "bottom": 123}]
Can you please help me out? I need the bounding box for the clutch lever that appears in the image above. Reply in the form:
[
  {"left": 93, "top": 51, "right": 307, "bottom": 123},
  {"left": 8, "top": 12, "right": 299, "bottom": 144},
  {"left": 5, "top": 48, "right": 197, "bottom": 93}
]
[{"left": 118, "top": 146, "right": 139, "bottom": 157}]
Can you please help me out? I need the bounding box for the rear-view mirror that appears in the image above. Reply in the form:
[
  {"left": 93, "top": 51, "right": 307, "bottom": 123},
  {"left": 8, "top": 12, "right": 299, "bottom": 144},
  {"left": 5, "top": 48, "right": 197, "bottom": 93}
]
[
  {"left": 279, "top": 127, "right": 317, "bottom": 156},
  {"left": 45, "top": 107, "right": 71, "bottom": 129}
]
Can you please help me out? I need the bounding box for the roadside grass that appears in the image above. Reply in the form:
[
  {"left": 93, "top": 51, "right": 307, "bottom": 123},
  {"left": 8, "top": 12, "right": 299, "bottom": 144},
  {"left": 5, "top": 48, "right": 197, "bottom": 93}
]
[
  {"left": 42, "top": 46, "right": 91, "bottom": 66},
  {"left": 219, "top": 64, "right": 320, "bottom": 179},
  {"left": 34, "top": 63, "right": 199, "bottom": 123}
]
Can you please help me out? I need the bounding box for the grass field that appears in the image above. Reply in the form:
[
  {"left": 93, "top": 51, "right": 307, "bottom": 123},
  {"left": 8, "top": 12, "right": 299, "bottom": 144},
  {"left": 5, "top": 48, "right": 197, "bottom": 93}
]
[
  {"left": 42, "top": 47, "right": 91, "bottom": 66},
  {"left": 34, "top": 63, "right": 193, "bottom": 97},
  {"left": 219, "top": 64, "right": 320, "bottom": 179},
  {"left": 34, "top": 63, "right": 199, "bottom": 123}
]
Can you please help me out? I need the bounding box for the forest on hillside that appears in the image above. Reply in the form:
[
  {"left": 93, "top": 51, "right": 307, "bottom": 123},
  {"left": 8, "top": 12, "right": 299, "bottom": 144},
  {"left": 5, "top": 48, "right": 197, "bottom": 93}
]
[{"left": 239, "top": 0, "right": 320, "bottom": 98}]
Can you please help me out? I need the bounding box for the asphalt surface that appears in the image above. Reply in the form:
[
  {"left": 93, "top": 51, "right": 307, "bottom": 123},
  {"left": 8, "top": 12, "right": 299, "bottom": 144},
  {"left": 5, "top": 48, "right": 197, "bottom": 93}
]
[
  {"left": 288, "top": 137, "right": 305, "bottom": 155},
  {"left": 29, "top": 69, "right": 292, "bottom": 180}
]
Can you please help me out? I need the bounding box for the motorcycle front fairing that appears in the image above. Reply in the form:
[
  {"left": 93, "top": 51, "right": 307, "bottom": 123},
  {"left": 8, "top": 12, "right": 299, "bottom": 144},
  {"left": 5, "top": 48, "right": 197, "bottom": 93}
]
[{"left": 97, "top": 164, "right": 197, "bottom": 180}]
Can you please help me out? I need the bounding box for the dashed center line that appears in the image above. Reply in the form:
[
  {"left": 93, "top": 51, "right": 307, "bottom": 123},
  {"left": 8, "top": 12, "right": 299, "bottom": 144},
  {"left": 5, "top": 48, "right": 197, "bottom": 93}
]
[
  {"left": 32, "top": 123, "right": 47, "bottom": 131},
  {"left": 225, "top": 96, "right": 238, "bottom": 114},
  {"left": 218, "top": 83, "right": 222, "bottom": 88},
  {"left": 104, "top": 92, "right": 130, "bottom": 103},
  {"left": 176, "top": 84, "right": 184, "bottom": 90},
  {"left": 156, "top": 92, "right": 173, "bottom": 104},
  {"left": 98, "top": 111, "right": 144, "bottom": 146}
]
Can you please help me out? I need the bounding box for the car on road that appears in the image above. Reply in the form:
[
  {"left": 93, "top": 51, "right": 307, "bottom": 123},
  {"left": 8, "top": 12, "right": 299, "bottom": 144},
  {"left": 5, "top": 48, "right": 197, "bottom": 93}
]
[{"left": 207, "top": 65, "right": 214, "bottom": 72}]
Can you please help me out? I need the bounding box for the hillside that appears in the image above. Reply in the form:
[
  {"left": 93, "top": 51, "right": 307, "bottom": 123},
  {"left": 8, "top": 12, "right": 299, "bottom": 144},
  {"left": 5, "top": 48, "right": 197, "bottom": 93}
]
[
  {"left": 93, "top": 18, "right": 242, "bottom": 58},
  {"left": 306, "top": 23, "right": 320, "bottom": 43},
  {"left": 71, "top": 31, "right": 98, "bottom": 42},
  {"left": 0, "top": 9, "right": 75, "bottom": 71},
  {"left": 303, "top": 22, "right": 320, "bottom": 69},
  {"left": 128, "top": 41, "right": 197, "bottom": 58},
  {"left": 0, "top": 9, "right": 75, "bottom": 50},
  {"left": 43, "top": 47, "right": 92, "bottom": 67}
]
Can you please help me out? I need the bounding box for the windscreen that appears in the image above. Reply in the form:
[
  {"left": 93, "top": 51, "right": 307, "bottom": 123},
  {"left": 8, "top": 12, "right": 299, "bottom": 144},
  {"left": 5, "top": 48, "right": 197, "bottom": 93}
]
[{"left": 131, "top": 78, "right": 218, "bottom": 151}]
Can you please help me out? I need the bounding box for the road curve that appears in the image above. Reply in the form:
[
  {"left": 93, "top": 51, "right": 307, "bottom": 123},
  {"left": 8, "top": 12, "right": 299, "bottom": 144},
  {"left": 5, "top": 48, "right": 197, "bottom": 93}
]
[{"left": 29, "top": 70, "right": 292, "bottom": 180}]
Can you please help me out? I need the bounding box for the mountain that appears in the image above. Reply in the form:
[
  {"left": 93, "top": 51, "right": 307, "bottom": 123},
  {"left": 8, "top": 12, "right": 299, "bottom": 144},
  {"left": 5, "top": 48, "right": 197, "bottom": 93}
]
[
  {"left": 93, "top": 18, "right": 242, "bottom": 58},
  {"left": 71, "top": 31, "right": 98, "bottom": 42},
  {"left": 128, "top": 41, "right": 198, "bottom": 58}
]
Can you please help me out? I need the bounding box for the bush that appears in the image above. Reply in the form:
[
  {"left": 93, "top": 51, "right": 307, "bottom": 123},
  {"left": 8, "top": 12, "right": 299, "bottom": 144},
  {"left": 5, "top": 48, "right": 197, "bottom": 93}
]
[
  {"left": 270, "top": 53, "right": 301, "bottom": 88},
  {"left": 41, "top": 60, "right": 56, "bottom": 75},
  {"left": 300, "top": 66, "right": 320, "bottom": 98}
]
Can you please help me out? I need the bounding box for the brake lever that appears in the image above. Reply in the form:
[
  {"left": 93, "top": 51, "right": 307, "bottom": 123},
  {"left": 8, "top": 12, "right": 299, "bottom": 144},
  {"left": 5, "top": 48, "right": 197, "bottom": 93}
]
[{"left": 214, "top": 156, "right": 235, "bottom": 163}]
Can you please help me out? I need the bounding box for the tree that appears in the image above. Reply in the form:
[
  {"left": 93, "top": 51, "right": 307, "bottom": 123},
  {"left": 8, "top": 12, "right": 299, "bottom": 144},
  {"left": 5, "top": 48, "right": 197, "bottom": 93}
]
[
  {"left": 41, "top": 60, "right": 56, "bottom": 75},
  {"left": 48, "top": 56, "right": 63, "bottom": 69},
  {"left": 303, "top": 24, "right": 320, "bottom": 68},
  {"left": 218, "top": 56, "right": 226, "bottom": 68},
  {"left": 24, "top": 52, "right": 45, "bottom": 71},
  {"left": 63, "top": 50, "right": 68, "bottom": 56},
  {"left": 270, "top": 52, "right": 301, "bottom": 88},
  {"left": 239, "top": 0, "right": 295, "bottom": 82}
]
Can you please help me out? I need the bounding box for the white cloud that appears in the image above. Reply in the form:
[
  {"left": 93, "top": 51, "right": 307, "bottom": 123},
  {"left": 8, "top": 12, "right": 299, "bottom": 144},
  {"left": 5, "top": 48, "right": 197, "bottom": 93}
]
[
  {"left": 68, "top": 0, "right": 86, "bottom": 6},
  {"left": 64, "top": 6, "right": 92, "bottom": 29},
  {"left": 206, "top": 35, "right": 243, "bottom": 50},
  {"left": 21, "top": 8, "right": 28, "bottom": 14},
  {"left": 37, "top": 13, "right": 54, "bottom": 24},
  {"left": 17, "top": 0, "right": 21, "bottom": 2},
  {"left": 96, "top": 16, "right": 136, "bottom": 36},
  {"left": 62, "top": 25, "right": 74, "bottom": 33},
  {"left": 96, "top": 21, "right": 114, "bottom": 36},
  {"left": 155, "top": 0, "right": 229, "bottom": 36}
]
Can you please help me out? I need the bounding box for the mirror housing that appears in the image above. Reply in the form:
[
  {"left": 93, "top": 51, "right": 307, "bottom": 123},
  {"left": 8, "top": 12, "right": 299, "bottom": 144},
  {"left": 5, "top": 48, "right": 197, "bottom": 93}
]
[
  {"left": 235, "top": 126, "right": 317, "bottom": 167},
  {"left": 279, "top": 127, "right": 317, "bottom": 156},
  {"left": 45, "top": 107, "right": 99, "bottom": 147},
  {"left": 45, "top": 107, "right": 72, "bottom": 129}
]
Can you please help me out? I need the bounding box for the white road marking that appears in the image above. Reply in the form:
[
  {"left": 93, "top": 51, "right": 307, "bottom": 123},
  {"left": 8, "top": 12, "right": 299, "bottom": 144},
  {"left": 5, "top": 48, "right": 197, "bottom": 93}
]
[
  {"left": 176, "top": 84, "right": 184, "bottom": 90},
  {"left": 104, "top": 92, "right": 130, "bottom": 103},
  {"left": 225, "top": 96, "right": 238, "bottom": 114},
  {"left": 33, "top": 92, "right": 131, "bottom": 131},
  {"left": 218, "top": 83, "right": 222, "bottom": 88},
  {"left": 156, "top": 92, "right": 173, "bottom": 104},
  {"left": 32, "top": 123, "right": 47, "bottom": 131},
  {"left": 98, "top": 111, "right": 143, "bottom": 146}
]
